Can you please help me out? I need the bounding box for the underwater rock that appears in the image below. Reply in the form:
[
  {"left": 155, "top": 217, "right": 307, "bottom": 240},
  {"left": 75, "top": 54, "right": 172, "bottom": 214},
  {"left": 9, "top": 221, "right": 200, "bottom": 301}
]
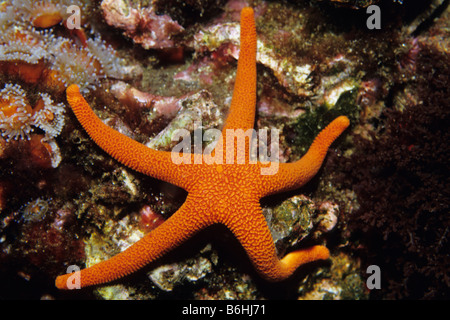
[
  {"left": 148, "top": 245, "right": 213, "bottom": 292},
  {"left": 110, "top": 81, "right": 224, "bottom": 151},
  {"left": 153, "top": 0, "right": 227, "bottom": 26},
  {"left": 265, "top": 195, "right": 340, "bottom": 256},
  {"left": 138, "top": 204, "right": 165, "bottom": 232},
  {"left": 145, "top": 90, "right": 223, "bottom": 151},
  {"left": 193, "top": 269, "right": 261, "bottom": 300},
  {"left": 298, "top": 252, "right": 368, "bottom": 300},
  {"left": 7, "top": 199, "right": 86, "bottom": 279},
  {"left": 101, "top": 0, "right": 184, "bottom": 49},
  {"left": 191, "top": 21, "right": 316, "bottom": 97},
  {"left": 90, "top": 168, "right": 141, "bottom": 205},
  {"left": 265, "top": 195, "right": 317, "bottom": 255},
  {"left": 111, "top": 81, "right": 183, "bottom": 120},
  {"left": 317, "top": 201, "right": 339, "bottom": 233}
]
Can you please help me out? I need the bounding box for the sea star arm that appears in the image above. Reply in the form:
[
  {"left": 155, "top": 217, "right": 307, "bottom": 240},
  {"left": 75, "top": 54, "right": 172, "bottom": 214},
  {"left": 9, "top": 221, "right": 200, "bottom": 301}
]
[
  {"left": 221, "top": 7, "right": 257, "bottom": 132},
  {"left": 257, "top": 116, "right": 350, "bottom": 197},
  {"left": 55, "top": 197, "right": 212, "bottom": 289},
  {"left": 66, "top": 84, "right": 199, "bottom": 191},
  {"left": 213, "top": 7, "right": 257, "bottom": 164},
  {"left": 225, "top": 201, "right": 329, "bottom": 281}
]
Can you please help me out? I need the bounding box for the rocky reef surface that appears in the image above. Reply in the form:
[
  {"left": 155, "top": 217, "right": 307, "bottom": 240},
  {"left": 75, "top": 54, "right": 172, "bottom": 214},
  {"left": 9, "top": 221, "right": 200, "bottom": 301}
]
[{"left": 0, "top": 0, "right": 448, "bottom": 300}]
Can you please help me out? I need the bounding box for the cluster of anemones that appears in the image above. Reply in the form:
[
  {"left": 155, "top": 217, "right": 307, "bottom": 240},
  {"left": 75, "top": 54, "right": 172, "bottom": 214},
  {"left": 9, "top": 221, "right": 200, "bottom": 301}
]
[
  {"left": 0, "top": 1, "right": 134, "bottom": 94},
  {"left": 0, "top": 28, "right": 130, "bottom": 94},
  {"left": 48, "top": 34, "right": 133, "bottom": 93},
  {"left": 0, "top": 83, "right": 65, "bottom": 141},
  {"left": 101, "top": 0, "right": 185, "bottom": 50},
  {"left": 0, "top": 83, "right": 32, "bottom": 140},
  {"left": 0, "top": 0, "right": 141, "bottom": 174}
]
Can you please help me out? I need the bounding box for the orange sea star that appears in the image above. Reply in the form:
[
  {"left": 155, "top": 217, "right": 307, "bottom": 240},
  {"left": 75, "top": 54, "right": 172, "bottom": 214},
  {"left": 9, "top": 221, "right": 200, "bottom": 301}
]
[{"left": 56, "top": 7, "right": 350, "bottom": 289}]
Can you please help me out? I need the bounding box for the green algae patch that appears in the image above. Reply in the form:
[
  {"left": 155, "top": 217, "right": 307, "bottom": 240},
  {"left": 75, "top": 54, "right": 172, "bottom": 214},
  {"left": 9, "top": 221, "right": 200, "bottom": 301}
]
[{"left": 285, "top": 89, "right": 360, "bottom": 156}]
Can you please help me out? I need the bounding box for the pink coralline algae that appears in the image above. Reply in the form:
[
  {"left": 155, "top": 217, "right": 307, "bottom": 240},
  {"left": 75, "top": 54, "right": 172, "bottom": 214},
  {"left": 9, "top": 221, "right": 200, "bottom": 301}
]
[
  {"left": 110, "top": 81, "right": 223, "bottom": 150},
  {"left": 398, "top": 38, "right": 420, "bottom": 74},
  {"left": 139, "top": 204, "right": 165, "bottom": 233},
  {"left": 111, "top": 81, "right": 181, "bottom": 120},
  {"left": 101, "top": 0, "right": 184, "bottom": 49},
  {"left": 317, "top": 201, "right": 339, "bottom": 233}
]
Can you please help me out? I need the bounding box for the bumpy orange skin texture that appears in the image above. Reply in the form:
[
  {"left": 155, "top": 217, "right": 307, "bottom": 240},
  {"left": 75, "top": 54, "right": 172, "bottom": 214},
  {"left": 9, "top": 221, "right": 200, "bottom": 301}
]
[{"left": 56, "top": 7, "right": 350, "bottom": 289}]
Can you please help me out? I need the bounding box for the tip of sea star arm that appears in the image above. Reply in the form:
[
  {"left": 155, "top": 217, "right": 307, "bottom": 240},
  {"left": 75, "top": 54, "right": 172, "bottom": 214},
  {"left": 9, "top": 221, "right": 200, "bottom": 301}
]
[
  {"left": 257, "top": 116, "right": 349, "bottom": 197},
  {"left": 269, "top": 245, "right": 330, "bottom": 281},
  {"left": 332, "top": 115, "right": 350, "bottom": 131},
  {"left": 67, "top": 83, "right": 80, "bottom": 95},
  {"left": 55, "top": 274, "right": 69, "bottom": 290},
  {"left": 66, "top": 84, "right": 90, "bottom": 117},
  {"left": 241, "top": 7, "right": 254, "bottom": 19},
  {"left": 309, "top": 116, "right": 350, "bottom": 157},
  {"left": 295, "top": 114, "right": 350, "bottom": 169}
]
